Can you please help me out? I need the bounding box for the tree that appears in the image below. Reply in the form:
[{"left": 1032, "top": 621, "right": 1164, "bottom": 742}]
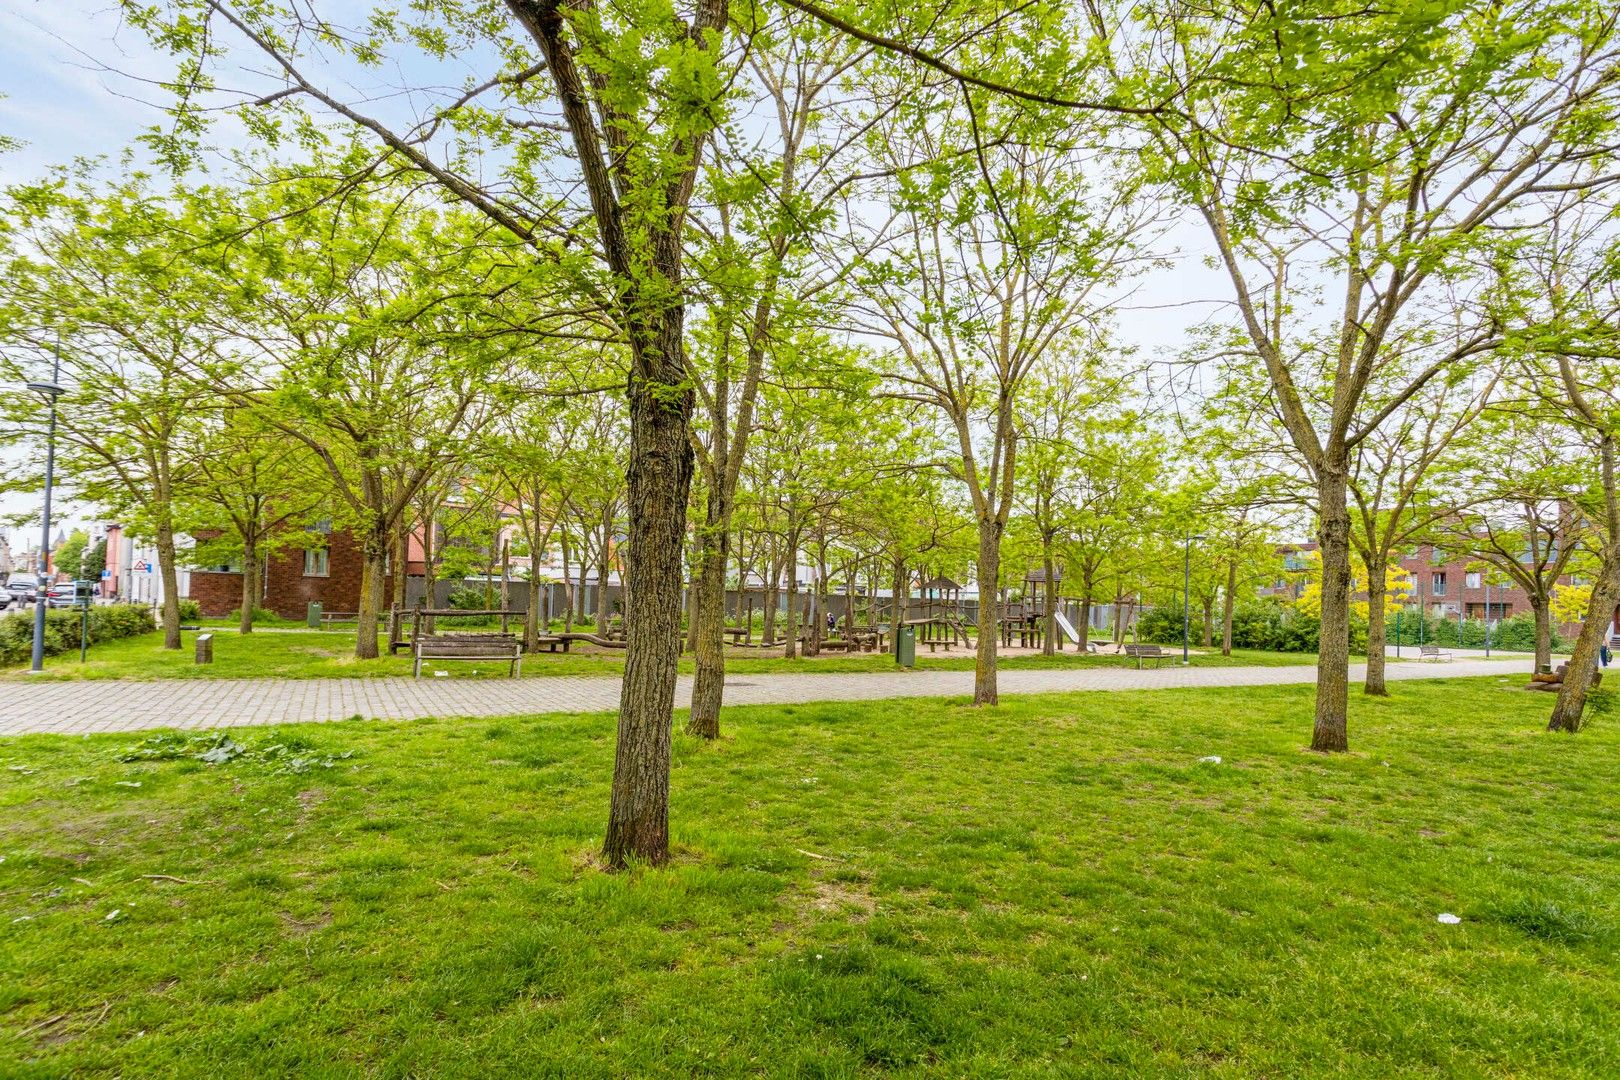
[
  {"left": 54, "top": 530, "right": 90, "bottom": 582},
  {"left": 213, "top": 174, "right": 507, "bottom": 660},
  {"left": 0, "top": 172, "right": 220, "bottom": 649},
  {"left": 851, "top": 89, "right": 1147, "bottom": 703},
  {"left": 1140, "top": 1, "right": 1620, "bottom": 749},
  {"left": 1435, "top": 412, "right": 1590, "bottom": 674},
  {"left": 177, "top": 407, "right": 327, "bottom": 633}
]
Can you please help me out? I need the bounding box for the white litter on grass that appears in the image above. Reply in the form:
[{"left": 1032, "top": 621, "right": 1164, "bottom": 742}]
[
  {"left": 114, "top": 781, "right": 142, "bottom": 788},
  {"left": 1197, "top": 755, "right": 1222, "bottom": 764},
  {"left": 434, "top": 671, "right": 449, "bottom": 678},
  {"left": 105, "top": 909, "right": 121, "bottom": 922},
  {"left": 1437, "top": 913, "right": 1462, "bottom": 925}
]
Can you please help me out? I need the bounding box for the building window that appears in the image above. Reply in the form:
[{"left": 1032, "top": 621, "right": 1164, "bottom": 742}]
[
  {"left": 1465, "top": 571, "right": 1481, "bottom": 589},
  {"left": 304, "top": 545, "right": 330, "bottom": 577},
  {"left": 1431, "top": 572, "right": 1447, "bottom": 597}
]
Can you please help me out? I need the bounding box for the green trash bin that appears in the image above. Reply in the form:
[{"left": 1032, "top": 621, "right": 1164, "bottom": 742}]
[
  {"left": 307, "top": 601, "right": 322, "bottom": 629},
  {"left": 894, "top": 625, "right": 916, "bottom": 668}
]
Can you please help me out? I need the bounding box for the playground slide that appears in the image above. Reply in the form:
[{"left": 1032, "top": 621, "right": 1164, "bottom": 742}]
[{"left": 1053, "top": 611, "right": 1081, "bottom": 645}]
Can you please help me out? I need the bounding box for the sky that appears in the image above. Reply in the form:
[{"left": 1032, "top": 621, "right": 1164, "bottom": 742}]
[{"left": 0, "top": 1, "right": 1236, "bottom": 547}]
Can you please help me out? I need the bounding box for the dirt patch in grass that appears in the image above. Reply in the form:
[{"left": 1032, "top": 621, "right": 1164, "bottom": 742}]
[
  {"left": 804, "top": 876, "right": 877, "bottom": 921},
  {"left": 278, "top": 909, "right": 333, "bottom": 937}
]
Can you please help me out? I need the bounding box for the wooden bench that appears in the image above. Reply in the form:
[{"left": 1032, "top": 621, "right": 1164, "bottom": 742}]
[
  {"left": 532, "top": 635, "right": 573, "bottom": 654},
  {"left": 320, "top": 611, "right": 359, "bottom": 627},
  {"left": 413, "top": 633, "right": 523, "bottom": 677},
  {"left": 1419, "top": 644, "right": 1453, "bottom": 662},
  {"left": 1123, "top": 643, "right": 1171, "bottom": 668}
]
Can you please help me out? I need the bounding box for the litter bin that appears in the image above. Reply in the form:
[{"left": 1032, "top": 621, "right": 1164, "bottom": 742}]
[
  {"left": 307, "top": 601, "right": 322, "bottom": 629},
  {"left": 894, "top": 625, "right": 916, "bottom": 668}
]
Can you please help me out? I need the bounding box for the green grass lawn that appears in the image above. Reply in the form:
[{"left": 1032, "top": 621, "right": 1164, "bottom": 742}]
[
  {"left": 2, "top": 678, "right": 1615, "bottom": 1076},
  {"left": 1, "top": 629, "right": 1317, "bottom": 680}
]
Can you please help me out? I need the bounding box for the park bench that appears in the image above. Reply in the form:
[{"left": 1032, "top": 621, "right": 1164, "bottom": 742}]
[
  {"left": 1419, "top": 644, "right": 1453, "bottom": 662},
  {"left": 320, "top": 610, "right": 359, "bottom": 627},
  {"left": 412, "top": 632, "right": 523, "bottom": 677},
  {"left": 532, "top": 635, "right": 573, "bottom": 654},
  {"left": 1122, "top": 643, "right": 1171, "bottom": 669}
]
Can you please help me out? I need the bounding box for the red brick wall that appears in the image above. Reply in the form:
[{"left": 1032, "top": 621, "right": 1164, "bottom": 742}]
[
  {"left": 185, "top": 529, "right": 400, "bottom": 621},
  {"left": 189, "top": 571, "right": 244, "bottom": 617}
]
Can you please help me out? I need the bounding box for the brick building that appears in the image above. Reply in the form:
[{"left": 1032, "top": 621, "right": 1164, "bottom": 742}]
[
  {"left": 188, "top": 527, "right": 408, "bottom": 621},
  {"left": 1266, "top": 541, "right": 1616, "bottom": 635}
]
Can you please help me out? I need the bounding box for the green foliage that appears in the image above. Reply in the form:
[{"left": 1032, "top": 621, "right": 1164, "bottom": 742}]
[
  {"left": 1138, "top": 599, "right": 1369, "bottom": 654},
  {"left": 1387, "top": 612, "right": 1561, "bottom": 651},
  {"left": 0, "top": 603, "right": 155, "bottom": 665},
  {"left": 177, "top": 599, "right": 201, "bottom": 621},
  {"left": 53, "top": 530, "right": 90, "bottom": 581}
]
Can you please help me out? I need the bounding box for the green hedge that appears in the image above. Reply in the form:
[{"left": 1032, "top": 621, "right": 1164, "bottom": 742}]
[
  {"left": 1388, "top": 611, "right": 1561, "bottom": 651},
  {"left": 0, "top": 604, "right": 157, "bottom": 667},
  {"left": 1136, "top": 600, "right": 1367, "bottom": 654}
]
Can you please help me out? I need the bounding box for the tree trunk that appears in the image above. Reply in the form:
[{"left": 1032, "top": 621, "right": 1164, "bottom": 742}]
[
  {"left": 782, "top": 530, "right": 800, "bottom": 659},
  {"left": 1042, "top": 546, "right": 1057, "bottom": 657},
  {"left": 603, "top": 325, "right": 696, "bottom": 868},
  {"left": 355, "top": 524, "right": 387, "bottom": 660},
  {"left": 238, "top": 533, "right": 258, "bottom": 635},
  {"left": 421, "top": 519, "right": 437, "bottom": 610},
  {"left": 762, "top": 545, "right": 780, "bottom": 646},
  {"left": 561, "top": 531, "right": 575, "bottom": 633},
  {"left": 595, "top": 524, "right": 611, "bottom": 631},
  {"left": 391, "top": 524, "right": 408, "bottom": 612},
  {"left": 686, "top": 507, "right": 728, "bottom": 739},
  {"left": 1550, "top": 554, "right": 1620, "bottom": 732},
  {"left": 154, "top": 522, "right": 182, "bottom": 650},
  {"left": 1200, "top": 597, "right": 1214, "bottom": 648},
  {"left": 974, "top": 520, "right": 1002, "bottom": 706},
  {"left": 891, "top": 557, "right": 907, "bottom": 626},
  {"left": 1312, "top": 459, "right": 1353, "bottom": 751},
  {"left": 525, "top": 574, "right": 542, "bottom": 652},
  {"left": 1532, "top": 593, "right": 1552, "bottom": 674},
  {"left": 1078, "top": 596, "right": 1091, "bottom": 650},
  {"left": 1363, "top": 551, "right": 1389, "bottom": 696},
  {"left": 1551, "top": 434, "right": 1620, "bottom": 732},
  {"left": 1221, "top": 560, "right": 1236, "bottom": 657}
]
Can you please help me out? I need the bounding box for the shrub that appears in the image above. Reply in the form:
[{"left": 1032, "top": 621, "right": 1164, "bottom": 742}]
[
  {"left": 1136, "top": 599, "right": 1365, "bottom": 654},
  {"left": 0, "top": 603, "right": 156, "bottom": 667},
  {"left": 177, "top": 598, "right": 201, "bottom": 620}
]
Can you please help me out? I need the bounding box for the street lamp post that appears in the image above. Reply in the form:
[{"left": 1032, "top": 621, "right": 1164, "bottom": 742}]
[
  {"left": 26, "top": 350, "right": 65, "bottom": 676},
  {"left": 1183, "top": 534, "right": 1206, "bottom": 665}
]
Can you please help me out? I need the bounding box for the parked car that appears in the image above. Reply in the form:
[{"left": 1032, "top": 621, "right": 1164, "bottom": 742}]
[
  {"left": 4, "top": 581, "right": 35, "bottom": 608},
  {"left": 46, "top": 583, "right": 85, "bottom": 609},
  {"left": 0, "top": 585, "right": 12, "bottom": 610}
]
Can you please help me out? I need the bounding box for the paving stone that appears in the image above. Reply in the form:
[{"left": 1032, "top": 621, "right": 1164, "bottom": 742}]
[{"left": 0, "top": 660, "right": 1522, "bottom": 737}]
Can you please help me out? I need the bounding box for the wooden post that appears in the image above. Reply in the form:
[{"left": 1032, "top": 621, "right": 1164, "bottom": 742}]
[{"left": 194, "top": 633, "right": 214, "bottom": 665}]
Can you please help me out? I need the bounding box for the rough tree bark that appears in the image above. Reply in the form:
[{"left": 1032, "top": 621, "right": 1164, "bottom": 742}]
[
  {"left": 1221, "top": 561, "right": 1236, "bottom": 657},
  {"left": 154, "top": 521, "right": 182, "bottom": 650},
  {"left": 1550, "top": 434, "right": 1619, "bottom": 733},
  {"left": 1312, "top": 455, "right": 1353, "bottom": 751},
  {"left": 974, "top": 521, "right": 1003, "bottom": 705},
  {"left": 238, "top": 533, "right": 258, "bottom": 636},
  {"left": 1363, "top": 551, "right": 1389, "bottom": 696}
]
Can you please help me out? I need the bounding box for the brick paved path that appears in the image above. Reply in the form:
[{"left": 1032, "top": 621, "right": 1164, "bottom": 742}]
[{"left": 0, "top": 659, "right": 1523, "bottom": 737}]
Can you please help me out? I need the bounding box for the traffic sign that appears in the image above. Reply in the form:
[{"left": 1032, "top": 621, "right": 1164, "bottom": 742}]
[
  {"left": 133, "top": 560, "right": 153, "bottom": 573},
  {"left": 100, "top": 569, "right": 111, "bottom": 580}
]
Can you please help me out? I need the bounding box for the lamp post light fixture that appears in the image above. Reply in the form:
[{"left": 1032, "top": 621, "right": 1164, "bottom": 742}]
[
  {"left": 1183, "top": 533, "right": 1207, "bottom": 665},
  {"left": 26, "top": 353, "right": 65, "bottom": 676}
]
